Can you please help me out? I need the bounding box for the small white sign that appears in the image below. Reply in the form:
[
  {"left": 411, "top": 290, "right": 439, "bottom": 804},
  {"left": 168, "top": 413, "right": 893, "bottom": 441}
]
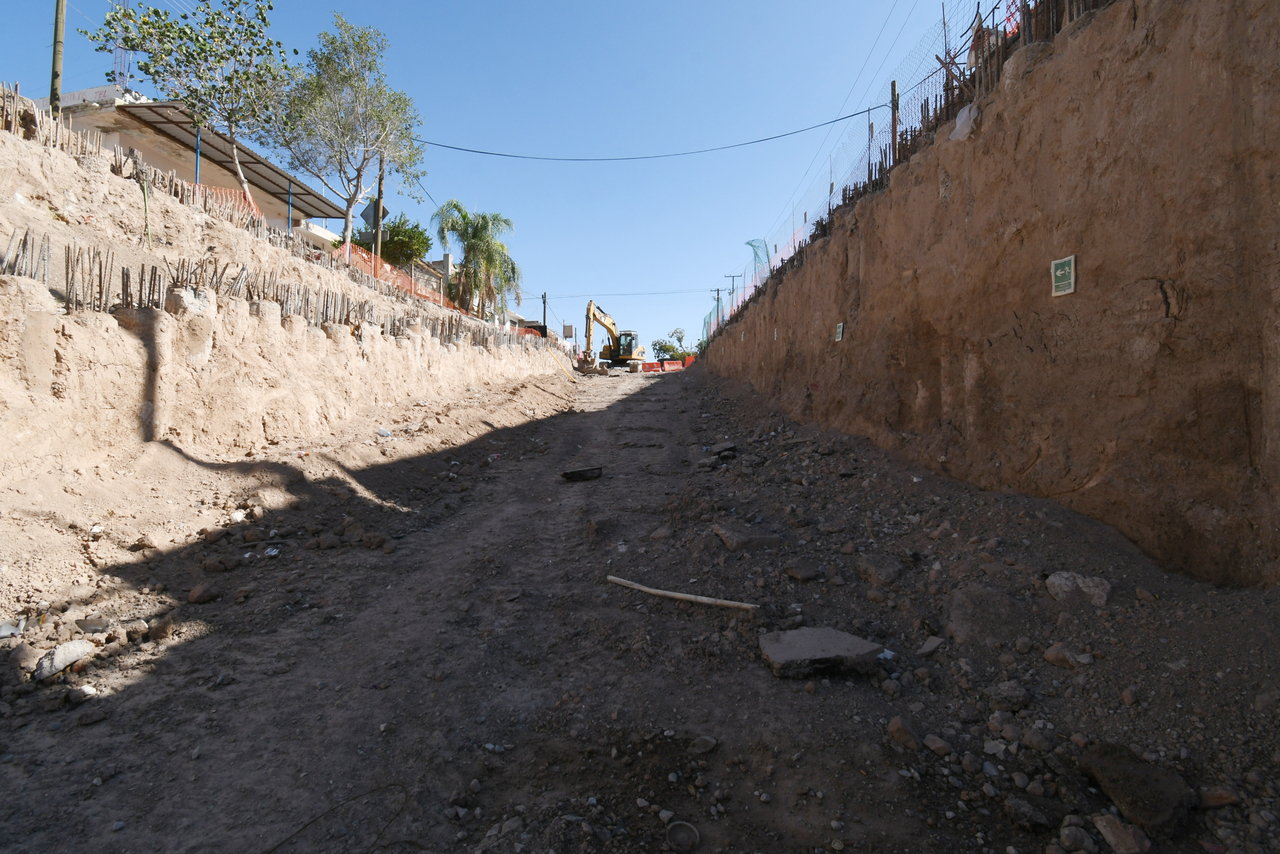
[
  {"left": 1051, "top": 255, "right": 1076, "bottom": 297},
  {"left": 835, "top": 322, "right": 844, "bottom": 342}
]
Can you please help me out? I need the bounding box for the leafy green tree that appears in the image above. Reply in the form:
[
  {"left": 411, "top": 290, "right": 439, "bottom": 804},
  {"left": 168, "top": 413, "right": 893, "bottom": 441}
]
[
  {"left": 351, "top": 213, "right": 432, "bottom": 268},
  {"left": 432, "top": 200, "right": 522, "bottom": 318},
  {"left": 651, "top": 328, "right": 693, "bottom": 361},
  {"left": 263, "top": 15, "right": 424, "bottom": 246},
  {"left": 83, "top": 1, "right": 293, "bottom": 204}
]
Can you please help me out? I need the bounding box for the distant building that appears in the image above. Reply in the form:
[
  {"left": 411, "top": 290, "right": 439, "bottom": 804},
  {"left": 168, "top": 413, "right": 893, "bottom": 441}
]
[{"left": 36, "top": 85, "right": 344, "bottom": 244}]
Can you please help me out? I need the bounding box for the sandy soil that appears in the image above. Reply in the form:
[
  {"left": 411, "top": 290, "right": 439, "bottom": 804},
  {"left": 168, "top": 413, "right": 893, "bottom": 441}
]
[{"left": 2, "top": 366, "right": 1278, "bottom": 854}]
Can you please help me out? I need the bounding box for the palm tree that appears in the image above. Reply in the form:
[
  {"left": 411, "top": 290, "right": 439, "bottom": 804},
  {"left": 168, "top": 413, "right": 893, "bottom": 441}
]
[{"left": 431, "top": 200, "right": 522, "bottom": 318}]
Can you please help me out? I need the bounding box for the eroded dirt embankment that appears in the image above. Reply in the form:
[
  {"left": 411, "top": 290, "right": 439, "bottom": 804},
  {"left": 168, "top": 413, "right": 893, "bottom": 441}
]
[{"left": 703, "top": 0, "right": 1280, "bottom": 585}]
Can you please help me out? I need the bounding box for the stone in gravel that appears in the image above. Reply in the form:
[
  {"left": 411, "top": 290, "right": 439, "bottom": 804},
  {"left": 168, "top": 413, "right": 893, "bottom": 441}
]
[
  {"left": 1005, "top": 796, "right": 1051, "bottom": 829},
  {"left": 202, "top": 527, "right": 227, "bottom": 544},
  {"left": 1092, "top": 815, "right": 1151, "bottom": 853},
  {"left": 1021, "top": 729, "right": 1052, "bottom": 752},
  {"left": 857, "top": 555, "right": 902, "bottom": 587},
  {"left": 1059, "top": 825, "right": 1091, "bottom": 851},
  {"left": 1078, "top": 743, "right": 1196, "bottom": 829},
  {"left": 785, "top": 561, "right": 818, "bottom": 582},
  {"left": 839, "top": 541, "right": 856, "bottom": 555},
  {"left": 1198, "top": 786, "right": 1240, "bottom": 808},
  {"left": 33, "top": 640, "right": 97, "bottom": 681},
  {"left": 986, "top": 680, "right": 1029, "bottom": 711},
  {"left": 1044, "top": 642, "right": 1077, "bottom": 669},
  {"left": 149, "top": 612, "right": 178, "bottom": 641},
  {"left": 758, "top": 627, "right": 882, "bottom": 678},
  {"left": 10, "top": 642, "right": 41, "bottom": 673},
  {"left": 924, "top": 734, "right": 952, "bottom": 757},
  {"left": 649, "top": 526, "right": 673, "bottom": 540},
  {"left": 123, "top": 619, "right": 149, "bottom": 642},
  {"left": 916, "top": 636, "right": 945, "bottom": 656},
  {"left": 1046, "top": 571, "right": 1111, "bottom": 606},
  {"left": 77, "top": 705, "right": 110, "bottom": 726},
  {"left": 317, "top": 533, "right": 342, "bottom": 550},
  {"left": 712, "top": 523, "right": 781, "bottom": 552},
  {"left": 68, "top": 685, "right": 97, "bottom": 705},
  {"left": 710, "top": 441, "right": 736, "bottom": 455},
  {"left": 659, "top": 809, "right": 675, "bottom": 823},
  {"left": 1122, "top": 687, "right": 1137, "bottom": 706},
  {"left": 687, "top": 736, "right": 718, "bottom": 755},
  {"left": 1015, "top": 636, "right": 1032, "bottom": 654},
  {"left": 887, "top": 717, "right": 921, "bottom": 751},
  {"left": 188, "top": 584, "right": 218, "bottom": 604},
  {"left": 961, "top": 753, "right": 983, "bottom": 774}
]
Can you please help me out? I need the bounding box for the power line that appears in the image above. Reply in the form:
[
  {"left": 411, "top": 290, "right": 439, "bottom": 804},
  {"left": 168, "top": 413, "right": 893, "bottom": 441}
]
[
  {"left": 413, "top": 105, "right": 886, "bottom": 163},
  {"left": 547, "top": 289, "right": 709, "bottom": 300},
  {"left": 765, "top": 0, "right": 902, "bottom": 238}
]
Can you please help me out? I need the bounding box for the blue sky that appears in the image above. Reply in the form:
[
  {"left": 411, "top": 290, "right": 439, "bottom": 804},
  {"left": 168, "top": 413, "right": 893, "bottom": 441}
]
[{"left": 3, "top": 1, "right": 942, "bottom": 350}]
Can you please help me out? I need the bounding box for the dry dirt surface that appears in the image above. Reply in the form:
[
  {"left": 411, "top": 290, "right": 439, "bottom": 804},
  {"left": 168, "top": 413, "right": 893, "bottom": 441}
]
[{"left": 2, "top": 367, "right": 1279, "bottom": 854}]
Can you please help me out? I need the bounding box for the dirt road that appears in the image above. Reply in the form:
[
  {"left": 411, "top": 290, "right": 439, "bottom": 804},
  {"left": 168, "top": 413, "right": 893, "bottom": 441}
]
[{"left": 2, "top": 368, "right": 1278, "bottom": 854}]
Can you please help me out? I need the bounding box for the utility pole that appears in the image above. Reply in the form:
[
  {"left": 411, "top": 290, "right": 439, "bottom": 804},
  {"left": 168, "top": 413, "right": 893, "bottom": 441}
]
[
  {"left": 373, "top": 151, "right": 386, "bottom": 278},
  {"left": 712, "top": 287, "right": 722, "bottom": 330},
  {"left": 724, "top": 273, "right": 742, "bottom": 316},
  {"left": 50, "top": 0, "right": 67, "bottom": 120},
  {"left": 890, "top": 80, "right": 900, "bottom": 166}
]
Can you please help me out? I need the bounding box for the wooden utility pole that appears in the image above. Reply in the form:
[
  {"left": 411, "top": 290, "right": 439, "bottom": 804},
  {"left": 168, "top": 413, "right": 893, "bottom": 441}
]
[
  {"left": 542, "top": 292, "right": 547, "bottom": 327},
  {"left": 50, "top": 0, "right": 67, "bottom": 119},
  {"left": 373, "top": 151, "right": 385, "bottom": 277}
]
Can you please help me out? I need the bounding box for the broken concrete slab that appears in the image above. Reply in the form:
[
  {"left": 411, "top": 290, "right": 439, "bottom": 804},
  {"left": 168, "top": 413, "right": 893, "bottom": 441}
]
[
  {"left": 33, "top": 639, "right": 96, "bottom": 681},
  {"left": 709, "top": 441, "right": 736, "bottom": 455},
  {"left": 1078, "top": 743, "right": 1196, "bottom": 829},
  {"left": 916, "top": 636, "right": 945, "bottom": 656},
  {"left": 758, "top": 627, "right": 882, "bottom": 678},
  {"left": 712, "top": 523, "right": 781, "bottom": 552}
]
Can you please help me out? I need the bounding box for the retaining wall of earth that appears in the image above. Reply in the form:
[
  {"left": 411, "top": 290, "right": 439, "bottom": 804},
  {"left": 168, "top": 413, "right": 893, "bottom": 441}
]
[{"left": 703, "top": 0, "right": 1280, "bottom": 585}]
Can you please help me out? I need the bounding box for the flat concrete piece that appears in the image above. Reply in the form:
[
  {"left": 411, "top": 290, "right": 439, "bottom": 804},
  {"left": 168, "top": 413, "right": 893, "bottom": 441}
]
[
  {"left": 713, "top": 523, "right": 782, "bottom": 553},
  {"left": 759, "top": 627, "right": 883, "bottom": 678}
]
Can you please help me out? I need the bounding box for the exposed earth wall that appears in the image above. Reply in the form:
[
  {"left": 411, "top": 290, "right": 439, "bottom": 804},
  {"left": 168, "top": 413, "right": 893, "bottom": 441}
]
[{"left": 703, "top": 0, "right": 1280, "bottom": 585}]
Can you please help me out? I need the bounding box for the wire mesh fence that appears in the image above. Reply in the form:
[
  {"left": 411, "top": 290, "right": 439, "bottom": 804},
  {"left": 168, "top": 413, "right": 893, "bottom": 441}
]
[{"left": 703, "top": 0, "right": 1116, "bottom": 343}]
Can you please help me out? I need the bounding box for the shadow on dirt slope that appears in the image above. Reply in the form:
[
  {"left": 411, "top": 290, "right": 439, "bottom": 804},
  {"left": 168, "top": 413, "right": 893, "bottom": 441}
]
[{"left": 3, "top": 368, "right": 1279, "bottom": 854}]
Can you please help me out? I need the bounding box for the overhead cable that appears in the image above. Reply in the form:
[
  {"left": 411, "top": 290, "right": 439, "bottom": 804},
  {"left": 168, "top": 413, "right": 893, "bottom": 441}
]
[{"left": 413, "top": 105, "right": 887, "bottom": 163}]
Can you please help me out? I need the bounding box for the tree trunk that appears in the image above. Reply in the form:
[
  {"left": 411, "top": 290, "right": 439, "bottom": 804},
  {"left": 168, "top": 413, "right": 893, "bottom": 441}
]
[
  {"left": 341, "top": 165, "right": 365, "bottom": 247},
  {"left": 227, "top": 128, "right": 253, "bottom": 204},
  {"left": 373, "top": 152, "right": 385, "bottom": 277}
]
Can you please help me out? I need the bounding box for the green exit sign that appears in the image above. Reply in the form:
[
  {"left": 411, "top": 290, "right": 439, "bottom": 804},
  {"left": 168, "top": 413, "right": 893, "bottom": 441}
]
[{"left": 1051, "top": 255, "right": 1076, "bottom": 297}]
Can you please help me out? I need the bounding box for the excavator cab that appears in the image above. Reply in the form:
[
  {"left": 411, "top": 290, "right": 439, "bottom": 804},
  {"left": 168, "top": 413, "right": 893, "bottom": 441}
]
[{"left": 618, "top": 331, "right": 638, "bottom": 360}]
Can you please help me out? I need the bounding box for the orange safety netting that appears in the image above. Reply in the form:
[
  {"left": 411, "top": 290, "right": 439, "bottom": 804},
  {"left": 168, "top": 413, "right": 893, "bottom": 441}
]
[
  {"left": 195, "top": 184, "right": 264, "bottom": 220},
  {"left": 332, "top": 242, "right": 462, "bottom": 312}
]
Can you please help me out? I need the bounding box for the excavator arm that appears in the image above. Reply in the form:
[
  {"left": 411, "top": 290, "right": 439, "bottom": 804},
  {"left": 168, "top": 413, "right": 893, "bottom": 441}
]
[{"left": 585, "top": 300, "right": 621, "bottom": 358}]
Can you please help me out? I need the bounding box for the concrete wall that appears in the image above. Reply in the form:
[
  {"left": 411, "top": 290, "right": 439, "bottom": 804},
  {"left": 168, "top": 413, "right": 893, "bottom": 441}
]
[{"left": 702, "top": 0, "right": 1280, "bottom": 585}]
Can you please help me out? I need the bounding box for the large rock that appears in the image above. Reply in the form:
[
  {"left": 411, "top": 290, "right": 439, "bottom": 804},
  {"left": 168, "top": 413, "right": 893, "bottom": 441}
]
[
  {"left": 1046, "top": 571, "right": 1111, "bottom": 606},
  {"left": 986, "top": 680, "right": 1029, "bottom": 711},
  {"left": 857, "top": 555, "right": 902, "bottom": 587},
  {"left": 1092, "top": 814, "right": 1151, "bottom": 854},
  {"left": 1078, "top": 743, "right": 1196, "bottom": 829},
  {"left": 33, "top": 640, "right": 97, "bottom": 681},
  {"left": 712, "top": 523, "right": 781, "bottom": 552},
  {"left": 758, "top": 627, "right": 882, "bottom": 678}
]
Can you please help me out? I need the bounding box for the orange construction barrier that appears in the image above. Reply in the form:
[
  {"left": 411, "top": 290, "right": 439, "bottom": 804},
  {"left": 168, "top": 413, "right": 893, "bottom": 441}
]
[
  {"left": 661, "top": 361, "right": 684, "bottom": 372},
  {"left": 641, "top": 361, "right": 662, "bottom": 373}
]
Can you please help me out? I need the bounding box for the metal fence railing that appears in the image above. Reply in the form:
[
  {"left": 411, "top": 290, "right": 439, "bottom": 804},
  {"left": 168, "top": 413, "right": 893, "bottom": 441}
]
[{"left": 704, "top": 0, "right": 1115, "bottom": 343}]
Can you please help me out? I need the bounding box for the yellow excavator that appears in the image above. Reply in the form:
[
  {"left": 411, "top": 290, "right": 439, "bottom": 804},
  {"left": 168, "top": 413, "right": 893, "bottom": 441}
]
[{"left": 576, "top": 300, "right": 645, "bottom": 374}]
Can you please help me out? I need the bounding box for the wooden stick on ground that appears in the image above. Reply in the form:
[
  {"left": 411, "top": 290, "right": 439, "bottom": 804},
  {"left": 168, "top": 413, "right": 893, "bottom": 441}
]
[{"left": 607, "top": 576, "right": 758, "bottom": 611}]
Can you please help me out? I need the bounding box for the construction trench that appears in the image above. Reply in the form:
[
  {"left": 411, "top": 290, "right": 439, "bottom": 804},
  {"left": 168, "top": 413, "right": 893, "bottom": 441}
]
[{"left": 2, "top": 0, "right": 1280, "bottom": 852}]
